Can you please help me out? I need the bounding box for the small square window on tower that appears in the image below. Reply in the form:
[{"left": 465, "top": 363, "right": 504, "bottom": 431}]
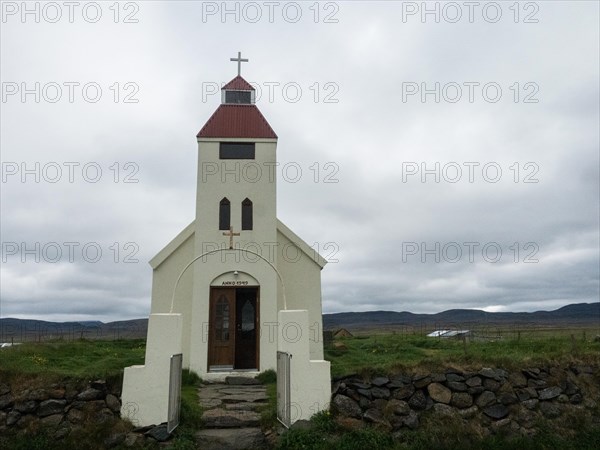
[{"left": 220, "top": 142, "right": 255, "bottom": 159}]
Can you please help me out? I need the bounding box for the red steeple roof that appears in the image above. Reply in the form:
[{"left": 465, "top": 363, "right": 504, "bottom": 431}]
[
  {"left": 197, "top": 104, "right": 277, "bottom": 139},
  {"left": 222, "top": 75, "right": 255, "bottom": 91}
]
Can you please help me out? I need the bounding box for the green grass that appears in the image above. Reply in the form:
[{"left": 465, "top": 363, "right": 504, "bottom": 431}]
[
  {"left": 326, "top": 334, "right": 600, "bottom": 377},
  {"left": 0, "top": 339, "right": 145, "bottom": 379},
  {"left": 276, "top": 411, "right": 600, "bottom": 450}
]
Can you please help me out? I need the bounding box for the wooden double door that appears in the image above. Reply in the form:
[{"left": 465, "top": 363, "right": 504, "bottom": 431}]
[{"left": 208, "top": 287, "right": 259, "bottom": 371}]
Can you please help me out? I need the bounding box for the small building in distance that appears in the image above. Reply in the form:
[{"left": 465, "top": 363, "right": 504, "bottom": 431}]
[
  {"left": 427, "top": 330, "right": 471, "bottom": 340},
  {"left": 333, "top": 328, "right": 354, "bottom": 339}
]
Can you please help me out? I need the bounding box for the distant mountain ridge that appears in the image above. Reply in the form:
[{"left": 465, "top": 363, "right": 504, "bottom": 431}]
[
  {"left": 323, "top": 302, "right": 600, "bottom": 331},
  {"left": 1, "top": 303, "right": 598, "bottom": 341}
]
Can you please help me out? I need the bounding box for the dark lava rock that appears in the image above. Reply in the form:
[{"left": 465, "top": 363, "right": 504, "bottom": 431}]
[
  {"left": 466, "top": 377, "right": 482, "bottom": 387},
  {"left": 451, "top": 392, "right": 473, "bottom": 409},
  {"left": 479, "top": 368, "right": 503, "bottom": 380},
  {"left": 332, "top": 395, "right": 362, "bottom": 418},
  {"left": 508, "top": 372, "right": 527, "bottom": 388},
  {"left": 0, "top": 394, "right": 14, "bottom": 409},
  {"left": 6, "top": 410, "right": 21, "bottom": 426},
  {"left": 357, "top": 388, "right": 371, "bottom": 399},
  {"left": 483, "top": 404, "right": 509, "bottom": 420},
  {"left": 498, "top": 392, "right": 518, "bottom": 405},
  {"left": 359, "top": 397, "right": 372, "bottom": 409},
  {"left": 14, "top": 400, "right": 37, "bottom": 414},
  {"left": 527, "top": 379, "right": 547, "bottom": 389},
  {"left": 413, "top": 375, "right": 431, "bottom": 389},
  {"left": 468, "top": 386, "right": 485, "bottom": 396},
  {"left": 522, "top": 368, "right": 540, "bottom": 379},
  {"left": 538, "top": 386, "right": 562, "bottom": 401},
  {"left": 483, "top": 379, "right": 500, "bottom": 392},
  {"left": 371, "top": 387, "right": 391, "bottom": 399},
  {"left": 476, "top": 391, "right": 496, "bottom": 408},
  {"left": 372, "top": 377, "right": 389, "bottom": 387},
  {"left": 393, "top": 384, "right": 415, "bottom": 400},
  {"left": 77, "top": 388, "right": 104, "bottom": 401},
  {"left": 447, "top": 381, "right": 468, "bottom": 392},
  {"left": 403, "top": 410, "right": 419, "bottom": 429},
  {"left": 363, "top": 408, "right": 391, "bottom": 429},
  {"left": 38, "top": 399, "right": 66, "bottom": 417},
  {"left": 145, "top": 424, "right": 171, "bottom": 442},
  {"left": 348, "top": 381, "right": 371, "bottom": 390},
  {"left": 515, "top": 389, "right": 531, "bottom": 402},
  {"left": 522, "top": 399, "right": 538, "bottom": 410},
  {"left": 570, "top": 393, "right": 583, "bottom": 404},
  {"left": 105, "top": 394, "right": 121, "bottom": 413},
  {"left": 408, "top": 391, "right": 427, "bottom": 410},
  {"left": 446, "top": 373, "right": 465, "bottom": 382},
  {"left": 387, "top": 399, "right": 410, "bottom": 416},
  {"left": 91, "top": 380, "right": 107, "bottom": 391}
]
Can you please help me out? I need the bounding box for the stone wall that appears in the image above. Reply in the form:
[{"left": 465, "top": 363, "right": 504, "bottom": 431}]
[
  {"left": 331, "top": 364, "right": 599, "bottom": 436},
  {"left": 0, "top": 378, "right": 167, "bottom": 447}
]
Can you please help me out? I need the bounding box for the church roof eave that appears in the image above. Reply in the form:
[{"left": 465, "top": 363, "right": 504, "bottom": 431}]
[
  {"left": 277, "top": 219, "right": 328, "bottom": 269},
  {"left": 149, "top": 219, "right": 327, "bottom": 270},
  {"left": 149, "top": 221, "right": 195, "bottom": 269}
]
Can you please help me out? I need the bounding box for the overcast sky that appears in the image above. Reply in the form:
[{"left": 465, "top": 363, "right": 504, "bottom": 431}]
[{"left": 1, "top": 1, "right": 598, "bottom": 322}]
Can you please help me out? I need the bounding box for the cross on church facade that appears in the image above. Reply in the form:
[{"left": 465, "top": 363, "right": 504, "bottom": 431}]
[
  {"left": 223, "top": 226, "right": 240, "bottom": 249},
  {"left": 230, "top": 51, "right": 248, "bottom": 76}
]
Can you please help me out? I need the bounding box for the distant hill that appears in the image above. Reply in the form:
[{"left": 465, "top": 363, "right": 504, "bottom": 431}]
[
  {"left": 0, "top": 318, "right": 148, "bottom": 342},
  {"left": 1, "top": 303, "right": 598, "bottom": 342},
  {"left": 323, "top": 302, "right": 600, "bottom": 331}
]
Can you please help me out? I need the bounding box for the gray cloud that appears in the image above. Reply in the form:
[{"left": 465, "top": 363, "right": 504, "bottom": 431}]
[{"left": 1, "top": 2, "right": 598, "bottom": 321}]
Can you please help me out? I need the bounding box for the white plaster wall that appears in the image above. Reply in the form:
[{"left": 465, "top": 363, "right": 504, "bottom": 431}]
[
  {"left": 277, "top": 310, "right": 330, "bottom": 424},
  {"left": 121, "top": 314, "right": 183, "bottom": 427},
  {"left": 276, "top": 230, "right": 325, "bottom": 360},
  {"left": 149, "top": 234, "right": 194, "bottom": 368}
]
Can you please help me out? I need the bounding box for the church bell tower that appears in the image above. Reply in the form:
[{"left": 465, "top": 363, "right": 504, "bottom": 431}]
[{"left": 190, "top": 52, "right": 280, "bottom": 374}]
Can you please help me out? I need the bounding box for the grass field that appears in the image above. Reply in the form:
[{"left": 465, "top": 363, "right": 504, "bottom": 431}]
[
  {"left": 0, "top": 339, "right": 145, "bottom": 380},
  {"left": 325, "top": 332, "right": 600, "bottom": 377},
  {"left": 1, "top": 333, "right": 599, "bottom": 449}
]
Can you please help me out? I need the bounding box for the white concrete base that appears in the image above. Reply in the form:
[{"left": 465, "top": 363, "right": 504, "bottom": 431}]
[
  {"left": 121, "top": 313, "right": 183, "bottom": 427},
  {"left": 278, "top": 310, "right": 331, "bottom": 424},
  {"left": 202, "top": 371, "right": 261, "bottom": 383}
]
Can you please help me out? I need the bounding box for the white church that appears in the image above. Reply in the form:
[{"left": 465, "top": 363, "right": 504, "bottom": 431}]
[{"left": 122, "top": 54, "right": 331, "bottom": 427}]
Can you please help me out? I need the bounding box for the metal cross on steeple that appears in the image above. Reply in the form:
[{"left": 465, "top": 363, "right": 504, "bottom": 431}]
[{"left": 230, "top": 51, "right": 249, "bottom": 76}]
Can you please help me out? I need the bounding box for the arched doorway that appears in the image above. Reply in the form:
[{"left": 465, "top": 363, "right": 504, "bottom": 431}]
[{"left": 207, "top": 272, "right": 259, "bottom": 371}]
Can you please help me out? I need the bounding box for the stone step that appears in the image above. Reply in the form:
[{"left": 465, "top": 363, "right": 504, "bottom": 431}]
[
  {"left": 225, "top": 376, "right": 261, "bottom": 385},
  {"left": 196, "top": 427, "right": 266, "bottom": 450},
  {"left": 201, "top": 408, "right": 261, "bottom": 428}
]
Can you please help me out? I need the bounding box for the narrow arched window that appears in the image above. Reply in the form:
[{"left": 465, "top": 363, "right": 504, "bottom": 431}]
[
  {"left": 219, "top": 198, "right": 230, "bottom": 230},
  {"left": 242, "top": 198, "right": 253, "bottom": 230}
]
